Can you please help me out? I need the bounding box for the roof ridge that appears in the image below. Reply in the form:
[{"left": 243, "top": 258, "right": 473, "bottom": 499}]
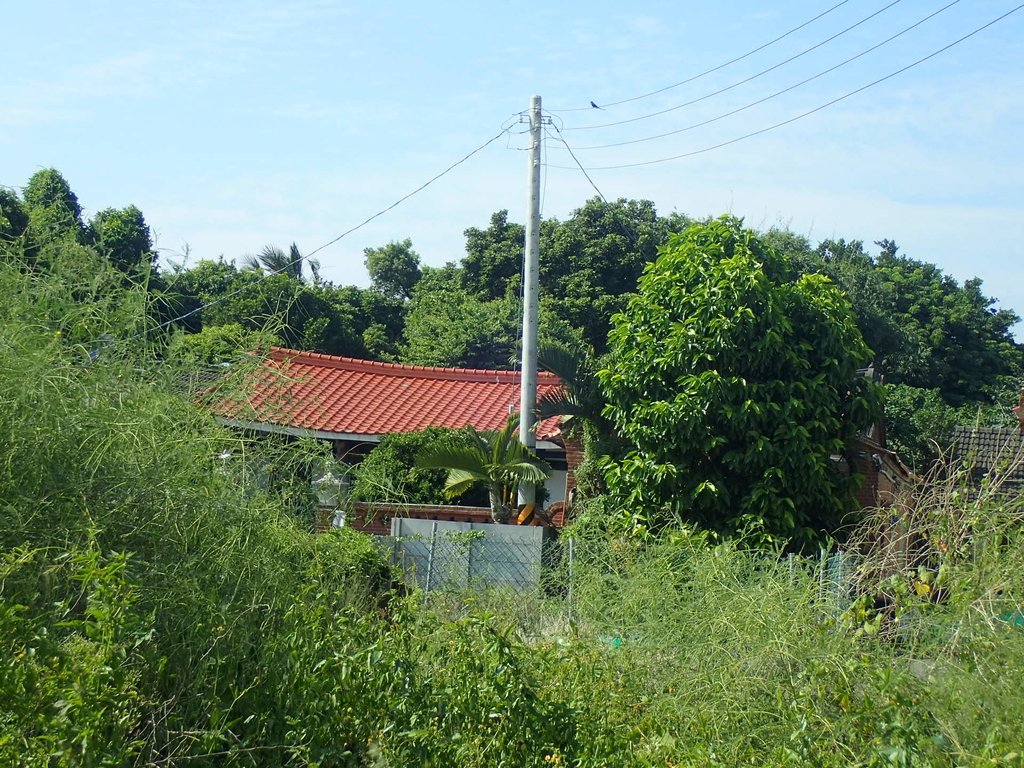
[{"left": 269, "top": 346, "right": 562, "bottom": 384}]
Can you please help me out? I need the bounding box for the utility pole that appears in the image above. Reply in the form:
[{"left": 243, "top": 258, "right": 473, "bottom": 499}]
[{"left": 518, "top": 95, "right": 543, "bottom": 507}]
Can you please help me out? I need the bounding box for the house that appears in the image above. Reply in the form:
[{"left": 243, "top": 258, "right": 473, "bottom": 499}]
[
  {"left": 949, "top": 388, "right": 1024, "bottom": 494},
  {"left": 844, "top": 419, "right": 916, "bottom": 510},
  {"left": 835, "top": 366, "right": 916, "bottom": 509},
  {"left": 219, "top": 347, "right": 581, "bottom": 531}
]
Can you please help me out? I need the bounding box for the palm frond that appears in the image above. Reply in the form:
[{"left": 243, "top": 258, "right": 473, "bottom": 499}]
[
  {"left": 498, "top": 461, "right": 550, "bottom": 485},
  {"left": 537, "top": 341, "right": 586, "bottom": 382},
  {"left": 239, "top": 254, "right": 261, "bottom": 272},
  {"left": 418, "top": 443, "right": 488, "bottom": 474},
  {"left": 443, "top": 471, "right": 485, "bottom": 498},
  {"left": 537, "top": 389, "right": 586, "bottom": 421}
]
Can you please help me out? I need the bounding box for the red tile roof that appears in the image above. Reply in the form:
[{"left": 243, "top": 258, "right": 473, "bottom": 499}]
[{"left": 231, "top": 347, "right": 565, "bottom": 441}]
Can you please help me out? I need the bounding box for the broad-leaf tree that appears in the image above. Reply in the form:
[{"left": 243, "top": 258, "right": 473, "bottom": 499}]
[
  {"left": 364, "top": 238, "right": 422, "bottom": 300},
  {"left": 600, "top": 217, "right": 882, "bottom": 547},
  {"left": 87, "top": 205, "right": 154, "bottom": 274},
  {"left": 22, "top": 168, "right": 84, "bottom": 247}
]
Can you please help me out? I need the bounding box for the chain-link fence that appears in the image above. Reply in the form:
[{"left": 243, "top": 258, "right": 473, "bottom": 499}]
[
  {"left": 379, "top": 519, "right": 565, "bottom": 595},
  {"left": 378, "top": 522, "right": 865, "bottom": 628}
]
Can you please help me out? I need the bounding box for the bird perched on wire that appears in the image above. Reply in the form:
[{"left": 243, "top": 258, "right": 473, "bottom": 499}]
[{"left": 590, "top": 101, "right": 604, "bottom": 110}]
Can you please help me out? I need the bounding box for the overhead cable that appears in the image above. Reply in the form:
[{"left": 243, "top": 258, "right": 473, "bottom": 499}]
[
  {"left": 569, "top": 0, "right": 961, "bottom": 151},
  {"left": 545, "top": 3, "right": 1024, "bottom": 171},
  {"left": 565, "top": 0, "right": 904, "bottom": 131},
  {"left": 547, "top": 0, "right": 853, "bottom": 112}
]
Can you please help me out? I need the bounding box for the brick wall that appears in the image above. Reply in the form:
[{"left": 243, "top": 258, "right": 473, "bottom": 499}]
[
  {"left": 560, "top": 434, "right": 585, "bottom": 497},
  {"left": 317, "top": 501, "right": 494, "bottom": 536}
]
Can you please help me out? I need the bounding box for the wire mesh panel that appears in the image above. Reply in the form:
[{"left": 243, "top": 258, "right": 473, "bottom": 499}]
[{"left": 386, "top": 519, "right": 557, "bottom": 595}]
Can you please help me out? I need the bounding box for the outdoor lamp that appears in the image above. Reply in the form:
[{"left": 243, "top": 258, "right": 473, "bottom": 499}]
[
  {"left": 312, "top": 466, "right": 344, "bottom": 508},
  {"left": 312, "top": 466, "right": 350, "bottom": 528}
]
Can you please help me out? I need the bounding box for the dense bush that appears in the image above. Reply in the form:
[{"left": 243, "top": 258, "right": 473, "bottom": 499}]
[{"left": 349, "top": 427, "right": 482, "bottom": 506}]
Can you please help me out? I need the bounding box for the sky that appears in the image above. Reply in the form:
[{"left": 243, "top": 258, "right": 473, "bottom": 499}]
[{"left": 3, "top": 0, "right": 1023, "bottom": 336}]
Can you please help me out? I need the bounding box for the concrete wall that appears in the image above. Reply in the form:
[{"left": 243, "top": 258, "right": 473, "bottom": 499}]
[{"left": 387, "top": 518, "right": 555, "bottom": 592}]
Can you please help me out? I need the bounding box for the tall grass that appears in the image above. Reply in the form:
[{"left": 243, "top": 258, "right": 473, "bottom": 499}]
[{"left": 3, "top": 240, "right": 1024, "bottom": 766}]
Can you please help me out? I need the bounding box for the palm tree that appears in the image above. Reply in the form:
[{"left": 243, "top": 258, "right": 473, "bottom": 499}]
[
  {"left": 417, "top": 415, "right": 550, "bottom": 523},
  {"left": 241, "top": 242, "right": 321, "bottom": 284},
  {"left": 534, "top": 342, "right": 607, "bottom": 430},
  {"left": 534, "top": 342, "right": 622, "bottom": 499}
]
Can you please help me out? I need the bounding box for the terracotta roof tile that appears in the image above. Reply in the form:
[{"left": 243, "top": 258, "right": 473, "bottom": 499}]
[{"left": 234, "top": 347, "right": 565, "bottom": 441}]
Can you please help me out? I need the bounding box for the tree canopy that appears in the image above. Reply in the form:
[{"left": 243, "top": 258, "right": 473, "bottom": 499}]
[
  {"left": 365, "top": 238, "right": 422, "bottom": 300},
  {"left": 87, "top": 205, "right": 154, "bottom": 274},
  {"left": 600, "top": 217, "right": 882, "bottom": 546},
  {"left": 4, "top": 166, "right": 1020, "bottom": 480}
]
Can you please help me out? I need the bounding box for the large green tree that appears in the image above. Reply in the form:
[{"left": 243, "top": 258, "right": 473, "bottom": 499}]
[
  {"left": 874, "top": 245, "right": 1021, "bottom": 405},
  {"left": 541, "top": 198, "right": 690, "bottom": 353},
  {"left": 87, "top": 205, "right": 154, "bottom": 274},
  {"left": 600, "top": 217, "right": 881, "bottom": 547},
  {"left": 364, "top": 238, "right": 422, "bottom": 300},
  {"left": 767, "top": 230, "right": 1023, "bottom": 407},
  {"left": 460, "top": 210, "right": 530, "bottom": 300},
  {"left": 401, "top": 265, "right": 583, "bottom": 370},
  {"left": 22, "top": 168, "right": 83, "bottom": 244},
  {"left": 458, "top": 200, "right": 693, "bottom": 353}
]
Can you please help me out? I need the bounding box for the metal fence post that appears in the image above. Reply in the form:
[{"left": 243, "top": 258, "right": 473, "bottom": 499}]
[
  {"left": 567, "top": 537, "right": 575, "bottom": 622},
  {"left": 425, "top": 521, "right": 438, "bottom": 592}
]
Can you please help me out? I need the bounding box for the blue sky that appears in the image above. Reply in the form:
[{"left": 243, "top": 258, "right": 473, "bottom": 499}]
[{"left": 3, "top": 1, "right": 1023, "bottom": 336}]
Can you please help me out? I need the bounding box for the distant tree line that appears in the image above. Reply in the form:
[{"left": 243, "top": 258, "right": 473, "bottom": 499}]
[{"left": 2, "top": 168, "right": 1020, "bottom": 475}]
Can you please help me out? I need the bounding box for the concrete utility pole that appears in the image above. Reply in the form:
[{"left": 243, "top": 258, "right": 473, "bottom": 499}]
[{"left": 518, "top": 95, "right": 542, "bottom": 507}]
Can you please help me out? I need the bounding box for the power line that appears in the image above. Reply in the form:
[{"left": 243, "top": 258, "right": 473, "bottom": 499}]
[
  {"left": 544, "top": 3, "right": 1023, "bottom": 171},
  {"left": 545, "top": 126, "right": 608, "bottom": 204},
  {"left": 568, "top": 0, "right": 961, "bottom": 151},
  {"left": 547, "top": 0, "right": 853, "bottom": 112},
  {"left": 140, "top": 128, "right": 512, "bottom": 339},
  {"left": 545, "top": 125, "right": 653, "bottom": 261},
  {"left": 565, "top": 0, "right": 904, "bottom": 131}
]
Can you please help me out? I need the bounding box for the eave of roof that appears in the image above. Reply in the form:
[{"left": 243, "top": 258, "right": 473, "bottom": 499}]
[{"left": 224, "top": 347, "right": 566, "bottom": 441}]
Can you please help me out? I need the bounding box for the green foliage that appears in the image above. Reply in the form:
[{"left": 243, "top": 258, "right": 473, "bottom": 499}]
[
  {"left": 0, "top": 187, "right": 29, "bottom": 243},
  {"left": 875, "top": 248, "right": 1022, "bottom": 405},
  {"left": 418, "top": 415, "right": 550, "bottom": 522},
  {"left": 0, "top": 242, "right": 399, "bottom": 764},
  {"left": 884, "top": 382, "right": 1020, "bottom": 472},
  {"left": 86, "top": 205, "right": 154, "bottom": 274},
  {"left": 402, "top": 264, "right": 583, "bottom": 369},
  {"left": 166, "top": 321, "right": 275, "bottom": 368},
  {"left": 461, "top": 209, "right": 526, "bottom": 299},
  {"left": 350, "top": 427, "right": 474, "bottom": 506},
  {"left": 364, "top": 237, "right": 422, "bottom": 299},
  {"left": 22, "top": 168, "right": 83, "bottom": 244},
  {"left": 772, "top": 230, "right": 1023, "bottom": 412},
  {"left": 241, "top": 242, "right": 320, "bottom": 283},
  {"left": 401, "top": 265, "right": 520, "bottom": 368},
  {"left": 460, "top": 200, "right": 693, "bottom": 353},
  {"left": 541, "top": 198, "right": 691, "bottom": 353},
  {"left": 601, "top": 217, "right": 882, "bottom": 546},
  {"left": 0, "top": 546, "right": 150, "bottom": 767},
  {"left": 883, "top": 384, "right": 963, "bottom": 470},
  {"left": 204, "top": 269, "right": 359, "bottom": 355}
]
